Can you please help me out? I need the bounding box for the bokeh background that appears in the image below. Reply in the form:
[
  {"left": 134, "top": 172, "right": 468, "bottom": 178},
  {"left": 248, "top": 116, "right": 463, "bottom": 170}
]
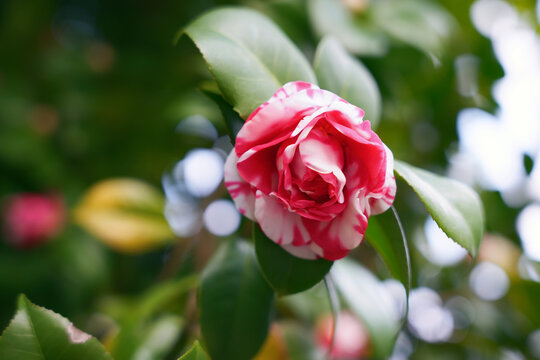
[{"left": 1, "top": 0, "right": 540, "bottom": 359}]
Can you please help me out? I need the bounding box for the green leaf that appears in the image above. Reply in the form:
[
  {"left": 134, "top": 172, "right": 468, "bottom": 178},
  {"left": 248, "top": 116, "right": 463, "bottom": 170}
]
[
  {"left": 332, "top": 260, "right": 401, "bottom": 358},
  {"left": 254, "top": 224, "right": 333, "bottom": 296},
  {"left": 178, "top": 341, "right": 210, "bottom": 360},
  {"left": 394, "top": 160, "right": 484, "bottom": 257},
  {"left": 0, "top": 295, "right": 112, "bottom": 360},
  {"left": 134, "top": 315, "right": 183, "bottom": 360},
  {"left": 308, "top": 0, "right": 388, "bottom": 57},
  {"left": 184, "top": 7, "right": 317, "bottom": 119},
  {"left": 365, "top": 213, "right": 410, "bottom": 293},
  {"left": 314, "top": 36, "right": 382, "bottom": 127},
  {"left": 371, "top": 0, "right": 455, "bottom": 59},
  {"left": 199, "top": 239, "right": 274, "bottom": 360},
  {"left": 200, "top": 87, "right": 243, "bottom": 142},
  {"left": 110, "top": 275, "right": 198, "bottom": 360}
]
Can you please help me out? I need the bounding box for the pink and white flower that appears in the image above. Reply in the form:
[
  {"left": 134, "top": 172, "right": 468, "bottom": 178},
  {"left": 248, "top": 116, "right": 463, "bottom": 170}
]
[
  {"left": 315, "top": 311, "right": 371, "bottom": 359},
  {"left": 224, "top": 81, "right": 396, "bottom": 261}
]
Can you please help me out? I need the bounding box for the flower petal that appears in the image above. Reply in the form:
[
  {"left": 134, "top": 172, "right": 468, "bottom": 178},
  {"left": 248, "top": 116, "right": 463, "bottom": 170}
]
[
  {"left": 298, "top": 128, "right": 346, "bottom": 203},
  {"left": 224, "top": 151, "right": 256, "bottom": 220},
  {"left": 254, "top": 191, "right": 316, "bottom": 257},
  {"left": 235, "top": 82, "right": 339, "bottom": 156},
  {"left": 368, "top": 144, "right": 397, "bottom": 215},
  {"left": 306, "top": 190, "right": 369, "bottom": 260}
]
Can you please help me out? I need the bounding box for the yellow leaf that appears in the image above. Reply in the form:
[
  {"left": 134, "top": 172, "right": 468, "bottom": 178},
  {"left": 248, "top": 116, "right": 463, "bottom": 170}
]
[{"left": 75, "top": 178, "right": 175, "bottom": 253}]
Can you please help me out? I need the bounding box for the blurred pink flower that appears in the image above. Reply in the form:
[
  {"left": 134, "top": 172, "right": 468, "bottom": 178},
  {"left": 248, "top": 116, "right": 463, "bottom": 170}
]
[
  {"left": 3, "top": 193, "right": 65, "bottom": 249},
  {"left": 316, "top": 311, "right": 370, "bottom": 359}
]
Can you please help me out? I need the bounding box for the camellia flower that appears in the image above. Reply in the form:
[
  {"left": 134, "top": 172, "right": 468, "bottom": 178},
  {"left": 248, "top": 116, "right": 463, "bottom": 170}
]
[
  {"left": 2, "top": 193, "right": 65, "bottom": 249},
  {"left": 224, "top": 81, "right": 396, "bottom": 260},
  {"left": 315, "top": 311, "right": 371, "bottom": 359}
]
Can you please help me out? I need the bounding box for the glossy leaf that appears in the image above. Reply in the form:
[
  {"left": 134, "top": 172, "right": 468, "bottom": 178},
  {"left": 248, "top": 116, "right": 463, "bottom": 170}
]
[
  {"left": 308, "top": 0, "right": 388, "bottom": 56},
  {"left": 254, "top": 224, "right": 333, "bottom": 296},
  {"left": 199, "top": 239, "right": 274, "bottom": 360},
  {"left": 332, "top": 260, "right": 401, "bottom": 358},
  {"left": 178, "top": 341, "right": 210, "bottom": 360},
  {"left": 314, "top": 36, "right": 382, "bottom": 127},
  {"left": 184, "top": 7, "right": 316, "bottom": 118},
  {"left": 365, "top": 213, "right": 410, "bottom": 293},
  {"left": 0, "top": 295, "right": 112, "bottom": 360},
  {"left": 394, "top": 160, "right": 484, "bottom": 257},
  {"left": 74, "top": 178, "right": 174, "bottom": 253}
]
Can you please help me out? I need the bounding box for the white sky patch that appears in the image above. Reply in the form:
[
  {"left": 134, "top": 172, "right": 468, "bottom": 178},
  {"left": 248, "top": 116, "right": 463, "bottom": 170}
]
[
  {"left": 469, "top": 261, "right": 510, "bottom": 301},
  {"left": 407, "top": 287, "right": 454, "bottom": 343},
  {"left": 470, "top": 0, "right": 519, "bottom": 39},
  {"left": 181, "top": 149, "right": 224, "bottom": 198},
  {"left": 459, "top": 1, "right": 540, "bottom": 208},
  {"left": 516, "top": 204, "right": 540, "bottom": 262},
  {"left": 203, "top": 199, "right": 241, "bottom": 237},
  {"left": 457, "top": 108, "right": 524, "bottom": 192}
]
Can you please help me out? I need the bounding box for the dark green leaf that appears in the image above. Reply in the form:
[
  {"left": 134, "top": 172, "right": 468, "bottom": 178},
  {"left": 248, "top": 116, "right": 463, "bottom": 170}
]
[
  {"left": 199, "top": 239, "right": 274, "bottom": 360},
  {"left": 254, "top": 224, "right": 333, "bottom": 296},
  {"left": 314, "top": 36, "right": 382, "bottom": 127},
  {"left": 184, "top": 7, "right": 316, "bottom": 118},
  {"left": 365, "top": 213, "right": 410, "bottom": 293},
  {"left": 332, "top": 260, "right": 401, "bottom": 358},
  {"left": 200, "top": 88, "right": 243, "bottom": 142},
  {"left": 178, "top": 341, "right": 210, "bottom": 360},
  {"left": 394, "top": 160, "right": 484, "bottom": 257},
  {"left": 308, "top": 0, "right": 388, "bottom": 56},
  {"left": 0, "top": 295, "right": 112, "bottom": 360}
]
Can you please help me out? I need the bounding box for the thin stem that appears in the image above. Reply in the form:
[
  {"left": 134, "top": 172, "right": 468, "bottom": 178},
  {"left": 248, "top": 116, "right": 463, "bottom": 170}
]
[
  {"left": 324, "top": 273, "right": 340, "bottom": 359},
  {"left": 391, "top": 205, "right": 412, "bottom": 294}
]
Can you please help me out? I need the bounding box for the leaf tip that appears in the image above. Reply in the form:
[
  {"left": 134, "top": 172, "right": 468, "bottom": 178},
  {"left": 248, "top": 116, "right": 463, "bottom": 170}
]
[
  {"left": 173, "top": 28, "right": 185, "bottom": 46},
  {"left": 16, "top": 294, "right": 30, "bottom": 310}
]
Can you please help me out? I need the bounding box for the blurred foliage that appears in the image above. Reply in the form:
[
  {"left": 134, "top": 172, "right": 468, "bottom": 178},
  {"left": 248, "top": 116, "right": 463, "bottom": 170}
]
[{"left": 1, "top": 0, "right": 539, "bottom": 359}]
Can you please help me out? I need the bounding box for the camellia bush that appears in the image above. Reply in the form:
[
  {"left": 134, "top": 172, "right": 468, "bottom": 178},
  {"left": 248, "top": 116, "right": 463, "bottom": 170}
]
[
  {"left": 1, "top": 0, "right": 539, "bottom": 359},
  {"left": 173, "top": 7, "right": 483, "bottom": 359}
]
